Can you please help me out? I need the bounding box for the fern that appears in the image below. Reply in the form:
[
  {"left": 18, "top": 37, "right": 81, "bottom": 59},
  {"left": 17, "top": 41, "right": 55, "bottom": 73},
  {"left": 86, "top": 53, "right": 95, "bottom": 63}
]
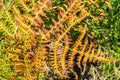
[
  {"left": 0, "top": 2, "right": 17, "bottom": 36},
  {"left": 0, "top": 0, "right": 116, "bottom": 80}
]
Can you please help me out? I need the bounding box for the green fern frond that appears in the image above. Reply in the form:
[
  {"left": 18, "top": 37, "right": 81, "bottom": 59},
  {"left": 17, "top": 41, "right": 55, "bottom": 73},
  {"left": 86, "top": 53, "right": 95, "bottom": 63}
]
[{"left": 0, "top": 3, "right": 17, "bottom": 37}]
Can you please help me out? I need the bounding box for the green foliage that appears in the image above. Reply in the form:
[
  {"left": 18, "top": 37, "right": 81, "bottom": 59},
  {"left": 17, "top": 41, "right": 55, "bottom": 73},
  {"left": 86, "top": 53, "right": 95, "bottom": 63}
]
[
  {"left": 87, "top": 0, "right": 120, "bottom": 58},
  {"left": 86, "top": 0, "right": 120, "bottom": 79}
]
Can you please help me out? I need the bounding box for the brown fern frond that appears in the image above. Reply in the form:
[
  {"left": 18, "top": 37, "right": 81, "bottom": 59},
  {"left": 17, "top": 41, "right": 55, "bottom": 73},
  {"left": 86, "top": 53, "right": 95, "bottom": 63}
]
[
  {"left": 45, "top": 0, "right": 79, "bottom": 37},
  {"left": 31, "top": 0, "right": 52, "bottom": 25},
  {"left": 12, "top": 0, "right": 53, "bottom": 40}
]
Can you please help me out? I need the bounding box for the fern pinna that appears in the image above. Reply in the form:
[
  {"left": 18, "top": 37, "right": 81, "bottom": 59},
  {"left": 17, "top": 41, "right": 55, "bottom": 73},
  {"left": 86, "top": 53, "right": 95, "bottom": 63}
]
[{"left": 0, "top": 0, "right": 115, "bottom": 80}]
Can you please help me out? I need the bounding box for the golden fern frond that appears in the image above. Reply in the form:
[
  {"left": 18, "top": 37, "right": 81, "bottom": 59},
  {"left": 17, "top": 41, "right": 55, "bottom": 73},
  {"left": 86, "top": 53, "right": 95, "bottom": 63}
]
[
  {"left": 12, "top": 4, "right": 32, "bottom": 33},
  {"left": 0, "top": 0, "right": 116, "bottom": 80},
  {"left": 68, "top": 26, "right": 87, "bottom": 80},
  {"left": 67, "top": 26, "right": 115, "bottom": 80},
  {"left": 4, "top": 0, "right": 53, "bottom": 79},
  {"left": 48, "top": 0, "right": 90, "bottom": 77},
  {"left": 60, "top": 35, "right": 70, "bottom": 77},
  {"left": 12, "top": 0, "right": 52, "bottom": 40},
  {"left": 41, "top": 0, "right": 115, "bottom": 79}
]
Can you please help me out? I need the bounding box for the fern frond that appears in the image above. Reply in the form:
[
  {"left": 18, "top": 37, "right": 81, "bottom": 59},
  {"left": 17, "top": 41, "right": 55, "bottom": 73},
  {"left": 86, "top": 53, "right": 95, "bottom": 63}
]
[
  {"left": 60, "top": 35, "right": 69, "bottom": 77},
  {"left": 77, "top": 38, "right": 88, "bottom": 68},
  {"left": 45, "top": 0, "right": 115, "bottom": 79},
  {"left": 0, "top": 9, "right": 17, "bottom": 37},
  {"left": 45, "top": 0, "right": 79, "bottom": 37},
  {"left": 31, "top": 0, "right": 52, "bottom": 26},
  {"left": 0, "top": 0, "right": 116, "bottom": 80},
  {"left": 50, "top": 9, "right": 89, "bottom": 78},
  {"left": 12, "top": 0, "right": 52, "bottom": 39}
]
